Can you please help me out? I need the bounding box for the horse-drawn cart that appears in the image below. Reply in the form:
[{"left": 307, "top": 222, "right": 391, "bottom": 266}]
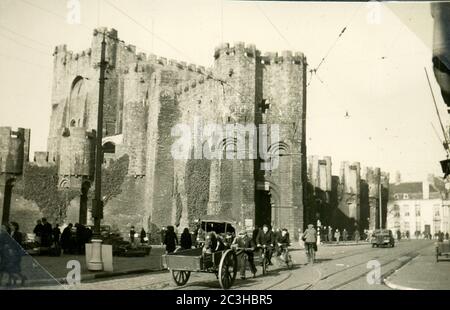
[
  {"left": 164, "top": 247, "right": 238, "bottom": 289},
  {"left": 162, "top": 215, "right": 238, "bottom": 289}
]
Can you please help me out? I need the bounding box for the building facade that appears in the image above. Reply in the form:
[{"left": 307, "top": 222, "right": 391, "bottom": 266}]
[{"left": 387, "top": 177, "right": 450, "bottom": 237}]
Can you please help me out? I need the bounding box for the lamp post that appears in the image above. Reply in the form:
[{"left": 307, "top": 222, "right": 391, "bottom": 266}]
[{"left": 88, "top": 31, "right": 107, "bottom": 271}]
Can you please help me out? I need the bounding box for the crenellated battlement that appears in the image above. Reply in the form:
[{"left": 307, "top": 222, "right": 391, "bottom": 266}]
[
  {"left": 31, "top": 151, "right": 57, "bottom": 167},
  {"left": 260, "top": 51, "right": 304, "bottom": 65},
  {"left": 214, "top": 42, "right": 259, "bottom": 59}
]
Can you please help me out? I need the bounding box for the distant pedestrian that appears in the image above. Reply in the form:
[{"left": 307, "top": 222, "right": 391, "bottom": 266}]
[
  {"left": 140, "top": 228, "right": 147, "bottom": 244},
  {"left": 33, "top": 219, "right": 43, "bottom": 245},
  {"left": 3, "top": 222, "right": 26, "bottom": 286},
  {"left": 328, "top": 226, "right": 333, "bottom": 243},
  {"left": 343, "top": 229, "right": 348, "bottom": 242},
  {"left": 61, "top": 223, "right": 73, "bottom": 254},
  {"left": 354, "top": 230, "right": 360, "bottom": 243},
  {"left": 446, "top": 232, "right": 449, "bottom": 240},
  {"left": 180, "top": 228, "right": 192, "bottom": 250},
  {"left": 52, "top": 224, "right": 61, "bottom": 246},
  {"left": 129, "top": 226, "right": 136, "bottom": 244},
  {"left": 163, "top": 226, "right": 178, "bottom": 253},
  {"left": 41, "top": 218, "right": 53, "bottom": 247},
  {"left": 334, "top": 229, "right": 341, "bottom": 244}
]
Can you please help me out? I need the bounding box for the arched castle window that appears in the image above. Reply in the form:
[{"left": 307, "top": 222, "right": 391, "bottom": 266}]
[
  {"left": 68, "top": 76, "right": 87, "bottom": 128},
  {"left": 103, "top": 142, "right": 116, "bottom": 154}
]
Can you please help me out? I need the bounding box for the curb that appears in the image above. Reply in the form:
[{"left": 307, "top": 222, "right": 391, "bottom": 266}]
[
  {"left": 320, "top": 242, "right": 369, "bottom": 247},
  {"left": 17, "top": 268, "right": 162, "bottom": 288},
  {"left": 383, "top": 278, "right": 421, "bottom": 290}
]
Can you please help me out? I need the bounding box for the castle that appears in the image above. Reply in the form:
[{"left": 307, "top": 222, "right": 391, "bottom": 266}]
[
  {"left": 0, "top": 27, "right": 390, "bottom": 237},
  {"left": 35, "top": 27, "right": 307, "bottom": 235}
]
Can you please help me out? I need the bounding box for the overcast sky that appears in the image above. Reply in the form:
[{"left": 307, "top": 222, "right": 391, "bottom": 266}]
[{"left": 0, "top": 0, "right": 447, "bottom": 182}]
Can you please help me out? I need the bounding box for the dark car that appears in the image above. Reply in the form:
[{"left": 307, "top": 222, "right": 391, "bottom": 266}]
[{"left": 371, "top": 229, "right": 395, "bottom": 248}]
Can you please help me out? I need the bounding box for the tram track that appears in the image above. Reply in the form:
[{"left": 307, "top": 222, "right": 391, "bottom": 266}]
[{"left": 260, "top": 241, "right": 432, "bottom": 291}]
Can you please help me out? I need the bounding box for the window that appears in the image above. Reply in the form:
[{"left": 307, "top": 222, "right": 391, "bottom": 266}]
[
  {"left": 404, "top": 212, "right": 410, "bottom": 217},
  {"left": 403, "top": 194, "right": 409, "bottom": 199},
  {"left": 435, "top": 210, "right": 440, "bottom": 217},
  {"left": 394, "top": 194, "right": 399, "bottom": 200},
  {"left": 416, "top": 210, "right": 421, "bottom": 217}
]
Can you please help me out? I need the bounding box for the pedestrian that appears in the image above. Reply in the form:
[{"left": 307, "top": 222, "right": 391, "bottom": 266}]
[
  {"left": 343, "top": 229, "right": 348, "bottom": 242},
  {"left": 354, "top": 230, "right": 360, "bottom": 243},
  {"left": 33, "top": 219, "right": 43, "bottom": 245},
  {"left": 334, "top": 229, "right": 341, "bottom": 244},
  {"left": 130, "top": 226, "right": 136, "bottom": 244},
  {"left": 328, "top": 226, "right": 333, "bottom": 243},
  {"left": 10, "top": 222, "right": 23, "bottom": 246},
  {"left": 446, "top": 232, "right": 449, "bottom": 240},
  {"left": 232, "top": 230, "right": 257, "bottom": 279},
  {"left": 61, "top": 223, "right": 73, "bottom": 254},
  {"left": 75, "top": 223, "right": 86, "bottom": 254},
  {"left": 303, "top": 224, "right": 317, "bottom": 263},
  {"left": 3, "top": 222, "right": 26, "bottom": 286},
  {"left": 163, "top": 225, "right": 178, "bottom": 253},
  {"left": 41, "top": 218, "right": 53, "bottom": 247},
  {"left": 140, "top": 228, "right": 147, "bottom": 244},
  {"left": 52, "top": 224, "right": 61, "bottom": 246},
  {"left": 438, "top": 231, "right": 444, "bottom": 242},
  {"left": 397, "top": 230, "right": 401, "bottom": 240},
  {"left": 180, "top": 228, "right": 192, "bottom": 250},
  {"left": 298, "top": 228, "right": 305, "bottom": 249}
]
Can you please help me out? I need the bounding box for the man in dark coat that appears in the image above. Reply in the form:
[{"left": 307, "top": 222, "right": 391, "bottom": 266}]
[
  {"left": 33, "top": 219, "right": 43, "bottom": 245},
  {"left": 60, "top": 223, "right": 73, "bottom": 254},
  {"left": 256, "top": 224, "right": 275, "bottom": 265},
  {"left": 41, "top": 218, "right": 53, "bottom": 247},
  {"left": 232, "top": 230, "right": 257, "bottom": 279},
  {"left": 163, "top": 226, "right": 178, "bottom": 253},
  {"left": 52, "top": 224, "right": 61, "bottom": 246}
]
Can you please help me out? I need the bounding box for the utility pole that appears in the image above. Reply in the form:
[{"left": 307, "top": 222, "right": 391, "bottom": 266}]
[
  {"left": 93, "top": 31, "right": 107, "bottom": 238},
  {"left": 88, "top": 31, "right": 107, "bottom": 271},
  {"left": 379, "top": 181, "right": 383, "bottom": 229}
]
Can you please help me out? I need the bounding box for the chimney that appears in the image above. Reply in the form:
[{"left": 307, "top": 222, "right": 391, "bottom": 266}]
[
  {"left": 395, "top": 171, "right": 401, "bottom": 185},
  {"left": 423, "top": 179, "right": 430, "bottom": 200}
]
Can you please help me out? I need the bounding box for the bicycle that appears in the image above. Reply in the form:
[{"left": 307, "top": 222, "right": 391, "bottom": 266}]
[
  {"left": 305, "top": 242, "right": 316, "bottom": 265},
  {"left": 257, "top": 244, "right": 270, "bottom": 275},
  {"left": 277, "top": 244, "right": 293, "bottom": 269}
]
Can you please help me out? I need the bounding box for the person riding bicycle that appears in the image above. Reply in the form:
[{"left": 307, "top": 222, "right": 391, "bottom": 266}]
[
  {"left": 276, "top": 228, "right": 290, "bottom": 257},
  {"left": 256, "top": 224, "right": 275, "bottom": 265},
  {"left": 303, "top": 224, "right": 317, "bottom": 263},
  {"left": 232, "top": 230, "right": 257, "bottom": 279}
]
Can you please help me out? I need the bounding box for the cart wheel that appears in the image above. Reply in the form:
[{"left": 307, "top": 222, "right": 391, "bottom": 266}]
[
  {"left": 218, "top": 249, "right": 237, "bottom": 289},
  {"left": 171, "top": 270, "right": 191, "bottom": 286}
]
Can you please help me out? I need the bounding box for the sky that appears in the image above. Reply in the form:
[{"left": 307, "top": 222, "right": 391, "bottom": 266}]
[{"left": 0, "top": 0, "right": 448, "bottom": 182}]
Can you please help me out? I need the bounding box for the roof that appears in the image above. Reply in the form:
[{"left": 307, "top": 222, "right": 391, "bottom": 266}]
[
  {"left": 390, "top": 182, "right": 440, "bottom": 195},
  {"left": 199, "top": 214, "right": 236, "bottom": 224}
]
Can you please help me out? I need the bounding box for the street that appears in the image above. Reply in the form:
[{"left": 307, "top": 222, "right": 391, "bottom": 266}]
[{"left": 30, "top": 239, "right": 448, "bottom": 290}]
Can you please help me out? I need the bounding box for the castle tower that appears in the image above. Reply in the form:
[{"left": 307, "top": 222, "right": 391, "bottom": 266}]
[
  {"left": 258, "top": 50, "right": 307, "bottom": 234},
  {"left": 339, "top": 161, "right": 361, "bottom": 223},
  {"left": 0, "top": 127, "right": 30, "bottom": 224}
]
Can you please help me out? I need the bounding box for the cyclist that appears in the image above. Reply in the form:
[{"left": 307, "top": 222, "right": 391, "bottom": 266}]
[
  {"left": 276, "top": 228, "right": 290, "bottom": 256},
  {"left": 303, "top": 224, "right": 317, "bottom": 263},
  {"left": 256, "top": 224, "right": 275, "bottom": 265}
]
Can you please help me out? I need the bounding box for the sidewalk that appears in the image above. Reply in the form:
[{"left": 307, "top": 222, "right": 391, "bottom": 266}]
[
  {"left": 384, "top": 243, "right": 450, "bottom": 290},
  {"left": 1, "top": 253, "right": 165, "bottom": 287}
]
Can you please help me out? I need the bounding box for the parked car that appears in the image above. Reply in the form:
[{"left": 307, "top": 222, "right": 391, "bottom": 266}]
[{"left": 371, "top": 229, "right": 395, "bottom": 248}]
